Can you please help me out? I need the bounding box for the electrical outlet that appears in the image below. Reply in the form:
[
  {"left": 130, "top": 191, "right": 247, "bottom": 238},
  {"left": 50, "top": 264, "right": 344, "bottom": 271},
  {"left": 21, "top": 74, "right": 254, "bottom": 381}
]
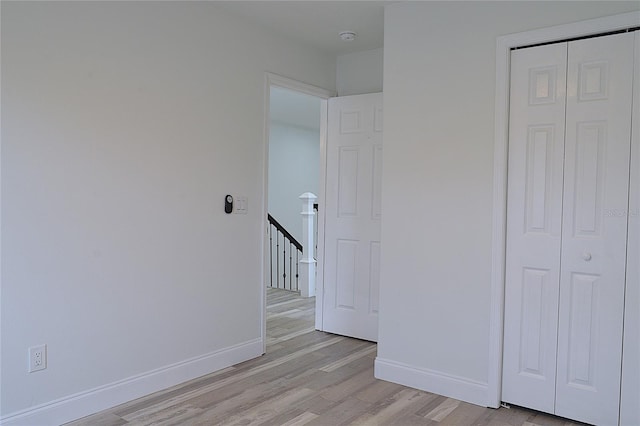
[{"left": 28, "top": 344, "right": 47, "bottom": 373}]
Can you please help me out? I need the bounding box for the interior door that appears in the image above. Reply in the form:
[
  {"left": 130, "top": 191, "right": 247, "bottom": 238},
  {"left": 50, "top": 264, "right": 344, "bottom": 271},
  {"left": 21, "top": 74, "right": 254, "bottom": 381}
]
[
  {"left": 502, "top": 41, "right": 567, "bottom": 414},
  {"left": 503, "top": 32, "right": 634, "bottom": 426},
  {"left": 555, "top": 32, "right": 634, "bottom": 425},
  {"left": 322, "top": 93, "right": 382, "bottom": 342}
]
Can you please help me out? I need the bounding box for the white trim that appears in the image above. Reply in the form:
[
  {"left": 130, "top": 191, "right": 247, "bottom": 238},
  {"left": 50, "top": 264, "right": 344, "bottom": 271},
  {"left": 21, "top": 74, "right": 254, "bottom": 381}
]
[
  {"left": 489, "top": 11, "right": 640, "bottom": 408},
  {"left": 265, "top": 73, "right": 334, "bottom": 100},
  {"left": 374, "top": 357, "right": 488, "bottom": 407},
  {"left": 0, "top": 2, "right": 3, "bottom": 415},
  {"left": 0, "top": 339, "right": 262, "bottom": 426},
  {"left": 315, "top": 99, "right": 329, "bottom": 331},
  {"left": 262, "top": 73, "right": 334, "bottom": 340}
]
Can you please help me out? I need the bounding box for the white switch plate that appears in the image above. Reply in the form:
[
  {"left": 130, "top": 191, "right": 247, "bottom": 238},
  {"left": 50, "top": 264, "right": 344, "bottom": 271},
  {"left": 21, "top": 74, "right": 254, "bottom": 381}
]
[{"left": 234, "top": 196, "right": 248, "bottom": 214}]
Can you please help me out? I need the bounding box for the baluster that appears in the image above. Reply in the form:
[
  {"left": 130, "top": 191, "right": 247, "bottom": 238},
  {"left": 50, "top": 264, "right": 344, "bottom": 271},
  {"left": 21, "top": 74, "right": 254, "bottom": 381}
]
[
  {"left": 289, "top": 242, "right": 293, "bottom": 291},
  {"left": 269, "top": 224, "right": 273, "bottom": 288},
  {"left": 282, "top": 238, "right": 287, "bottom": 288},
  {"left": 295, "top": 250, "right": 299, "bottom": 291},
  {"left": 276, "top": 230, "right": 280, "bottom": 289}
]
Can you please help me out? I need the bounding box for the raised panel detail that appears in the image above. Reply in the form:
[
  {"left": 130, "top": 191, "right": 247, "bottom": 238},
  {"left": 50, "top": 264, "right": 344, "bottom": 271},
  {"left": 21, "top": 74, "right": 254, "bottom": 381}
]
[
  {"left": 372, "top": 145, "right": 383, "bottom": 220},
  {"left": 338, "top": 147, "right": 359, "bottom": 217},
  {"left": 574, "top": 122, "right": 606, "bottom": 237},
  {"left": 529, "top": 66, "right": 557, "bottom": 105},
  {"left": 340, "top": 109, "right": 363, "bottom": 134},
  {"left": 369, "top": 242, "right": 381, "bottom": 314},
  {"left": 374, "top": 106, "right": 383, "bottom": 132},
  {"left": 519, "top": 268, "right": 549, "bottom": 377},
  {"left": 335, "top": 240, "right": 357, "bottom": 309},
  {"left": 567, "top": 273, "right": 600, "bottom": 389},
  {"left": 525, "top": 126, "right": 555, "bottom": 233},
  {"left": 579, "top": 61, "right": 608, "bottom": 101}
]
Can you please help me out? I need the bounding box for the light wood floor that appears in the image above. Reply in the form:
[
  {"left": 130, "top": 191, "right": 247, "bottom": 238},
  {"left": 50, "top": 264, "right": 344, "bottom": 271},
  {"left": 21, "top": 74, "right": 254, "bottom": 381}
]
[{"left": 66, "top": 289, "right": 586, "bottom": 426}]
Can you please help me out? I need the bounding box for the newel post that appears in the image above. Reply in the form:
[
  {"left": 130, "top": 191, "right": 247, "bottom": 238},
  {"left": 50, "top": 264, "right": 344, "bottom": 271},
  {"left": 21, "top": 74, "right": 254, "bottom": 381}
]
[{"left": 299, "top": 192, "right": 317, "bottom": 298}]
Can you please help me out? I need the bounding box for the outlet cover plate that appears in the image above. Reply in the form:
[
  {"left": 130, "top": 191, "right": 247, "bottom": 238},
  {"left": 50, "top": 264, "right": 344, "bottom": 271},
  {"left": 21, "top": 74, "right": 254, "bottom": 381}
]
[{"left": 28, "top": 344, "right": 47, "bottom": 373}]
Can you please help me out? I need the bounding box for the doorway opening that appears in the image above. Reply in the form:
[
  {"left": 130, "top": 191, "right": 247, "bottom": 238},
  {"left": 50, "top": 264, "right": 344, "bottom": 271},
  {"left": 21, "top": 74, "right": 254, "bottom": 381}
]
[{"left": 261, "top": 74, "right": 334, "bottom": 353}]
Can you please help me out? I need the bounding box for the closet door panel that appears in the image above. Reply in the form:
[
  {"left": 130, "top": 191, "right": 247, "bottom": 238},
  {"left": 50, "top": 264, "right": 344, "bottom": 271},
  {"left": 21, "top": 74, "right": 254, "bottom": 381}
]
[
  {"left": 502, "top": 42, "right": 567, "bottom": 414},
  {"left": 555, "top": 32, "right": 634, "bottom": 426},
  {"left": 620, "top": 30, "right": 640, "bottom": 426}
]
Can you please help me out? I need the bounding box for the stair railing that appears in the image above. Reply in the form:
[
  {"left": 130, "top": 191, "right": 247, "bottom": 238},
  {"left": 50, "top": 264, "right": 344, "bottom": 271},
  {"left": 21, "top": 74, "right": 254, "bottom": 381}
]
[{"left": 268, "top": 214, "right": 302, "bottom": 291}]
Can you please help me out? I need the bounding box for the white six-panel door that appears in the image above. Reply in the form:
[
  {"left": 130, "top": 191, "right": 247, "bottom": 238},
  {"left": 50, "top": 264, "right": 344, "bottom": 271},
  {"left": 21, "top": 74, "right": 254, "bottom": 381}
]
[
  {"left": 323, "top": 93, "right": 382, "bottom": 342},
  {"left": 503, "top": 41, "right": 568, "bottom": 414},
  {"left": 503, "top": 32, "right": 635, "bottom": 426},
  {"left": 555, "top": 33, "right": 634, "bottom": 425}
]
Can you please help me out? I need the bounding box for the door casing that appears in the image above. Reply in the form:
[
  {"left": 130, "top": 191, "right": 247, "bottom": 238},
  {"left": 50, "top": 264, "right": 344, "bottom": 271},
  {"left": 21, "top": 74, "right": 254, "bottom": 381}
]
[{"left": 489, "top": 11, "right": 640, "bottom": 408}]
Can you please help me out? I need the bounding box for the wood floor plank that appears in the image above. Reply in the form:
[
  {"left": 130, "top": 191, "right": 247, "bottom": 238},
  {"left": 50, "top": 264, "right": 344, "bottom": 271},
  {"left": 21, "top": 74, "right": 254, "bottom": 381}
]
[
  {"left": 277, "top": 411, "right": 319, "bottom": 426},
  {"left": 424, "top": 397, "right": 460, "bottom": 421},
  {"left": 266, "top": 326, "right": 315, "bottom": 345},
  {"left": 414, "top": 394, "right": 448, "bottom": 418},
  {"left": 320, "top": 369, "right": 379, "bottom": 403},
  {"left": 124, "top": 404, "right": 204, "bottom": 426},
  {"left": 319, "top": 345, "right": 377, "bottom": 372},
  {"left": 354, "top": 378, "right": 407, "bottom": 404},
  {"left": 65, "top": 289, "right": 590, "bottom": 426},
  {"left": 294, "top": 395, "right": 339, "bottom": 416},
  {"left": 438, "top": 401, "right": 488, "bottom": 425},
  {"left": 304, "top": 397, "right": 372, "bottom": 426},
  {"left": 385, "top": 413, "right": 437, "bottom": 426},
  {"left": 351, "top": 388, "right": 434, "bottom": 425},
  {"left": 175, "top": 380, "right": 305, "bottom": 425},
  {"left": 214, "top": 387, "right": 316, "bottom": 426}
]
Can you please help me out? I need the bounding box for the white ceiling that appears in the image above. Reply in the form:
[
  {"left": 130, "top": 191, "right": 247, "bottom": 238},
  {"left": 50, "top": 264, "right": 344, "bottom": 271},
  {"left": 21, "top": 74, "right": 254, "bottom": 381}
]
[{"left": 214, "top": 1, "right": 387, "bottom": 56}]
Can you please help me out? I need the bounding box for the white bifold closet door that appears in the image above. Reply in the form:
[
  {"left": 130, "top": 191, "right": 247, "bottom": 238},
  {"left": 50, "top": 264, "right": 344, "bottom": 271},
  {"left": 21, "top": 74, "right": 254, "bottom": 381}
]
[{"left": 503, "top": 31, "right": 635, "bottom": 426}]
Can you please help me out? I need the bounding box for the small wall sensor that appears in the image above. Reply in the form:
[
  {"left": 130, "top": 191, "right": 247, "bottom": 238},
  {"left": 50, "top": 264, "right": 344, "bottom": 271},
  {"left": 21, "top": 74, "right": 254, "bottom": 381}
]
[{"left": 225, "top": 195, "right": 233, "bottom": 214}]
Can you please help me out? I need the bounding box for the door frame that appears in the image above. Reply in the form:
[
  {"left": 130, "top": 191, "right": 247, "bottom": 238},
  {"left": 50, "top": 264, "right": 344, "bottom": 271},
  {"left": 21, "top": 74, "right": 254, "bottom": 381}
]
[
  {"left": 488, "top": 11, "right": 640, "bottom": 408},
  {"left": 261, "top": 73, "right": 335, "bottom": 352}
]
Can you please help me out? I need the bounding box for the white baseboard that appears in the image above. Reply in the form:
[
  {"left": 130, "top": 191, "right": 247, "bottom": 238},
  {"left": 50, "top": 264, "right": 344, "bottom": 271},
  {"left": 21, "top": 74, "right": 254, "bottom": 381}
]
[
  {"left": 1, "top": 338, "right": 263, "bottom": 426},
  {"left": 374, "top": 357, "right": 489, "bottom": 407}
]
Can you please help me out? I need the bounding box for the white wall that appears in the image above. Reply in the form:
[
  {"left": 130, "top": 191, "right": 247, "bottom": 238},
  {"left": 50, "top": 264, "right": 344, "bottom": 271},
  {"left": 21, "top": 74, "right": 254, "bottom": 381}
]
[
  {"left": 377, "top": 0, "right": 640, "bottom": 408},
  {"left": 336, "top": 48, "right": 383, "bottom": 96},
  {"left": 268, "top": 123, "right": 320, "bottom": 243},
  {"left": 0, "top": 2, "right": 335, "bottom": 423}
]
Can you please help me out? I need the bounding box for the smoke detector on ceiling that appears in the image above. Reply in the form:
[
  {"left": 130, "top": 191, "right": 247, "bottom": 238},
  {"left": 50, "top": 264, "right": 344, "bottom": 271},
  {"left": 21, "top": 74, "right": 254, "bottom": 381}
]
[{"left": 339, "top": 31, "right": 356, "bottom": 41}]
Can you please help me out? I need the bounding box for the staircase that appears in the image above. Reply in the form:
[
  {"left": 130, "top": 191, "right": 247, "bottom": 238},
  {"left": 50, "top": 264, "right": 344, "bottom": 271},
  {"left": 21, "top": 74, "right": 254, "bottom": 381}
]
[{"left": 267, "top": 193, "right": 318, "bottom": 295}]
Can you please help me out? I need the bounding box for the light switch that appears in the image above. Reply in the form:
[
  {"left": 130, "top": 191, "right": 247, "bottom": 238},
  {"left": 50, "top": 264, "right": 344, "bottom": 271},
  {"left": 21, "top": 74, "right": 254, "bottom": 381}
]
[{"left": 234, "top": 196, "right": 248, "bottom": 214}]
